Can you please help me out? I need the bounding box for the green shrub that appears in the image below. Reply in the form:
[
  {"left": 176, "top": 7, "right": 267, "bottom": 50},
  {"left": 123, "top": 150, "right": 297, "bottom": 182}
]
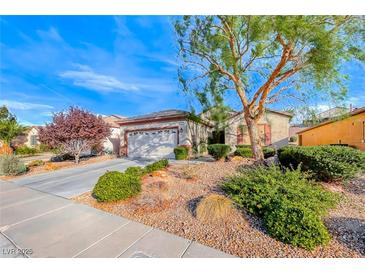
[
  {"left": 28, "top": 159, "right": 45, "bottom": 167},
  {"left": 264, "top": 200, "right": 331, "bottom": 250},
  {"left": 15, "top": 145, "right": 37, "bottom": 156},
  {"left": 92, "top": 171, "right": 141, "bottom": 202},
  {"left": 222, "top": 165, "right": 339, "bottom": 250},
  {"left": 263, "top": 147, "right": 276, "bottom": 158},
  {"left": 278, "top": 145, "right": 365, "bottom": 182},
  {"left": 199, "top": 142, "right": 207, "bottom": 153},
  {"left": 289, "top": 136, "right": 297, "bottom": 142},
  {"left": 174, "top": 146, "right": 189, "bottom": 160},
  {"left": 235, "top": 146, "right": 275, "bottom": 158},
  {"left": 125, "top": 166, "right": 147, "bottom": 177},
  {"left": 234, "top": 147, "right": 253, "bottom": 158},
  {"left": 0, "top": 155, "right": 27, "bottom": 175},
  {"left": 207, "top": 144, "right": 231, "bottom": 160},
  {"left": 145, "top": 159, "right": 169, "bottom": 173}
]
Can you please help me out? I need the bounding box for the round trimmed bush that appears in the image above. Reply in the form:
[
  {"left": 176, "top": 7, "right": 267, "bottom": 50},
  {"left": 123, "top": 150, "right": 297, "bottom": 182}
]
[
  {"left": 174, "top": 146, "right": 189, "bottom": 160},
  {"left": 92, "top": 171, "right": 141, "bottom": 202},
  {"left": 264, "top": 200, "right": 331, "bottom": 250},
  {"left": 207, "top": 144, "right": 231, "bottom": 160}
]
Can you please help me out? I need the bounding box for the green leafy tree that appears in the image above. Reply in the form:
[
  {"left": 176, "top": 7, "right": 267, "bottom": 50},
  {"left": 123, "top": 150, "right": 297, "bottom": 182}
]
[
  {"left": 0, "top": 106, "right": 25, "bottom": 145},
  {"left": 175, "top": 16, "right": 364, "bottom": 160}
]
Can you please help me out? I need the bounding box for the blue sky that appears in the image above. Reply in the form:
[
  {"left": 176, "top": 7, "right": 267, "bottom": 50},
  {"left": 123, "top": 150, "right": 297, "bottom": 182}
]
[{"left": 0, "top": 16, "right": 364, "bottom": 125}]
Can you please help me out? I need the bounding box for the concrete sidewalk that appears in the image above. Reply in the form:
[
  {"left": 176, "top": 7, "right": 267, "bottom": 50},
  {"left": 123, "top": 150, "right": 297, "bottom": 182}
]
[{"left": 0, "top": 181, "right": 234, "bottom": 258}]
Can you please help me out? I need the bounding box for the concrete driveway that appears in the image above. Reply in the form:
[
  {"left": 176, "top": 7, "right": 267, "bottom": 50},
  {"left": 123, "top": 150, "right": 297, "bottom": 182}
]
[
  {"left": 11, "top": 158, "right": 150, "bottom": 198},
  {"left": 0, "top": 181, "right": 234, "bottom": 258}
]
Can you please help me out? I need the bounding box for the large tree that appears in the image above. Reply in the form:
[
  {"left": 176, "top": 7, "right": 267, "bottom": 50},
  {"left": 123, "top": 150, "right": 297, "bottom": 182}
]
[
  {"left": 39, "top": 107, "right": 110, "bottom": 164},
  {"left": 0, "top": 106, "right": 25, "bottom": 145},
  {"left": 175, "top": 16, "right": 364, "bottom": 160}
]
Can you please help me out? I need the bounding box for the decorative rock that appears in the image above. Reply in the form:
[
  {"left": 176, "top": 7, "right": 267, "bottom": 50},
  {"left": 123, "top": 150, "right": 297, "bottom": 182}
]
[{"left": 150, "top": 170, "right": 168, "bottom": 178}]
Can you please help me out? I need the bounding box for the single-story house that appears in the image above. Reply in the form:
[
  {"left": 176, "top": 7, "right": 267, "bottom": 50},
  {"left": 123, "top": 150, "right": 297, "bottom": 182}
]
[
  {"left": 113, "top": 108, "right": 291, "bottom": 159},
  {"left": 297, "top": 107, "right": 365, "bottom": 151},
  {"left": 12, "top": 126, "right": 41, "bottom": 148},
  {"left": 116, "top": 110, "right": 212, "bottom": 159}
]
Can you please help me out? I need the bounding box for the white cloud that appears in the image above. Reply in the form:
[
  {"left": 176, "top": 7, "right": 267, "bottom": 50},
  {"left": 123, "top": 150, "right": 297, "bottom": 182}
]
[
  {"left": 0, "top": 99, "right": 54, "bottom": 110},
  {"left": 59, "top": 65, "right": 139, "bottom": 92},
  {"left": 36, "top": 27, "right": 63, "bottom": 42}
]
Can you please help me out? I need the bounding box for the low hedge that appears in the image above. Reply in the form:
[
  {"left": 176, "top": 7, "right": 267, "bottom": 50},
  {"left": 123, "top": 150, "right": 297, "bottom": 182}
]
[
  {"left": 125, "top": 166, "right": 147, "bottom": 177},
  {"left": 0, "top": 155, "right": 27, "bottom": 175},
  {"left": 92, "top": 171, "right": 141, "bottom": 202},
  {"left": 174, "top": 146, "right": 189, "bottom": 160},
  {"left": 207, "top": 144, "right": 231, "bottom": 160},
  {"left": 15, "top": 145, "right": 37, "bottom": 156},
  {"left": 234, "top": 147, "right": 253, "bottom": 157},
  {"left": 145, "top": 159, "right": 169, "bottom": 173},
  {"left": 222, "top": 165, "right": 339, "bottom": 250},
  {"left": 235, "top": 145, "right": 275, "bottom": 158},
  {"left": 278, "top": 145, "right": 365, "bottom": 182}
]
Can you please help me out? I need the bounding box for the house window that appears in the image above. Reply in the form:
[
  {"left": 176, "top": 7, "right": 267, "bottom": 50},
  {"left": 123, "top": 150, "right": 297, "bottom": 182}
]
[{"left": 30, "top": 135, "right": 37, "bottom": 146}]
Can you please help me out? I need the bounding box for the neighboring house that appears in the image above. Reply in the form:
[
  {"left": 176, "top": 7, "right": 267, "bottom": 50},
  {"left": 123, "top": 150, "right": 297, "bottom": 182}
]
[
  {"left": 12, "top": 126, "right": 41, "bottom": 148},
  {"left": 317, "top": 106, "right": 348, "bottom": 121},
  {"left": 117, "top": 110, "right": 212, "bottom": 159},
  {"left": 297, "top": 107, "right": 365, "bottom": 151},
  {"left": 202, "top": 108, "right": 292, "bottom": 149}
]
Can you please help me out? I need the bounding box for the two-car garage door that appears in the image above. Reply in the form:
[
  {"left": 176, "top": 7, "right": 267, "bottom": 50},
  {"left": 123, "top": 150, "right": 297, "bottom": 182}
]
[{"left": 127, "top": 128, "right": 178, "bottom": 159}]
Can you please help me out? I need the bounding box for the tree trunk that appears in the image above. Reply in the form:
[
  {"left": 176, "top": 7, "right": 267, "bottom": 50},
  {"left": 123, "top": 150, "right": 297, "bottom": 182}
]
[
  {"left": 244, "top": 114, "right": 264, "bottom": 161},
  {"left": 75, "top": 153, "right": 80, "bottom": 164}
]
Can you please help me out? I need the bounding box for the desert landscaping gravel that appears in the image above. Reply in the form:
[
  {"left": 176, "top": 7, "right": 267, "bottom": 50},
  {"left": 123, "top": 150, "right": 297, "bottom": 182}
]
[{"left": 73, "top": 160, "right": 364, "bottom": 258}]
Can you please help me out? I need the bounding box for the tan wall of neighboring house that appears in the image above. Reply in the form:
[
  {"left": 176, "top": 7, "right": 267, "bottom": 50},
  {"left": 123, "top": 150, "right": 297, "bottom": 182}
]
[
  {"left": 12, "top": 127, "right": 40, "bottom": 148},
  {"left": 225, "top": 112, "right": 290, "bottom": 148},
  {"left": 298, "top": 111, "right": 365, "bottom": 151}
]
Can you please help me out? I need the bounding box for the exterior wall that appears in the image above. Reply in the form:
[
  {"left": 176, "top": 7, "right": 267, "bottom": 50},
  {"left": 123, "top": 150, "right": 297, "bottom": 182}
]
[
  {"left": 186, "top": 119, "right": 211, "bottom": 154},
  {"left": 24, "top": 128, "right": 40, "bottom": 147},
  {"left": 103, "top": 127, "right": 121, "bottom": 155},
  {"left": 225, "top": 112, "right": 290, "bottom": 148},
  {"left": 298, "top": 112, "right": 365, "bottom": 151}
]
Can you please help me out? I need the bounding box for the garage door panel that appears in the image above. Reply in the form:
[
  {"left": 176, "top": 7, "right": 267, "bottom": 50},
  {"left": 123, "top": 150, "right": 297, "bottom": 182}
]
[{"left": 128, "top": 129, "right": 177, "bottom": 159}]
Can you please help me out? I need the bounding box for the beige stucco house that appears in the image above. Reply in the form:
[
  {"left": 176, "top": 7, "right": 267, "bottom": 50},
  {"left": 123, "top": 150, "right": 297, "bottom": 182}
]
[
  {"left": 12, "top": 126, "right": 41, "bottom": 148},
  {"left": 115, "top": 110, "right": 212, "bottom": 159},
  {"left": 107, "top": 108, "right": 291, "bottom": 159}
]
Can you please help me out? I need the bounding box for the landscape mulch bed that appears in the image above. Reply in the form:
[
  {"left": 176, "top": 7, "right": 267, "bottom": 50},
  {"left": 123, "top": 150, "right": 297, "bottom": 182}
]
[{"left": 73, "top": 160, "right": 364, "bottom": 258}]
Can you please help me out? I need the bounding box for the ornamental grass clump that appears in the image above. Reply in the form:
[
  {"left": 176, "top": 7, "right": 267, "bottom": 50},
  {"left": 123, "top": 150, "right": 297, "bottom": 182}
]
[
  {"left": 0, "top": 154, "right": 27, "bottom": 175},
  {"left": 222, "top": 165, "right": 339, "bottom": 250},
  {"left": 196, "top": 194, "right": 233, "bottom": 223}
]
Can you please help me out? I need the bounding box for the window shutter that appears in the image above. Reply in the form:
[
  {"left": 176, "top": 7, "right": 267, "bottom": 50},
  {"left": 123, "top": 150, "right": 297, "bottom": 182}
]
[{"left": 264, "top": 124, "right": 271, "bottom": 145}]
